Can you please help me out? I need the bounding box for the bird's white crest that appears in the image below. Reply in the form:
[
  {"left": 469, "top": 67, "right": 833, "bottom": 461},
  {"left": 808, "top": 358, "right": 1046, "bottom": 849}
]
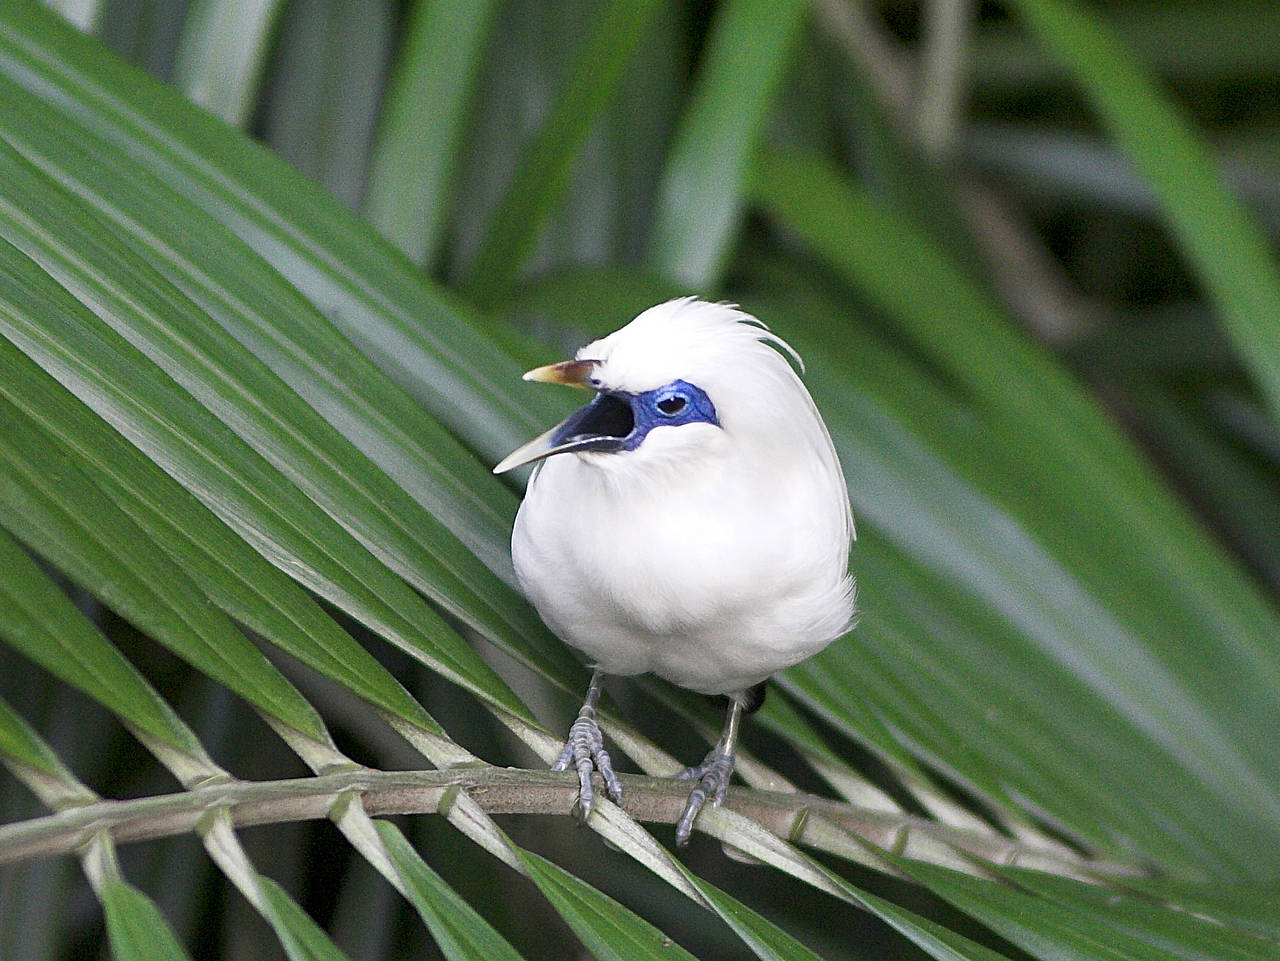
[
  {"left": 576, "top": 296, "right": 803, "bottom": 393},
  {"left": 504, "top": 298, "right": 856, "bottom": 696}
]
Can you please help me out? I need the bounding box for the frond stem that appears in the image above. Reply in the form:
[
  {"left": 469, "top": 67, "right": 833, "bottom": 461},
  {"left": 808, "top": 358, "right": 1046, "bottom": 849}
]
[{"left": 0, "top": 764, "right": 1148, "bottom": 883}]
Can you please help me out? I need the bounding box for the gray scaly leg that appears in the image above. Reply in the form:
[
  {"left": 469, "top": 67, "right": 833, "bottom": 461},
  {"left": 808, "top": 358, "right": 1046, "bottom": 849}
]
[
  {"left": 674, "top": 694, "right": 746, "bottom": 847},
  {"left": 552, "top": 668, "right": 623, "bottom": 820}
]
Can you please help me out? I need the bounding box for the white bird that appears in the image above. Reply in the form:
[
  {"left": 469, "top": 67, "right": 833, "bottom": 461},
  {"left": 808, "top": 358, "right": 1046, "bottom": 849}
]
[{"left": 494, "top": 298, "right": 855, "bottom": 846}]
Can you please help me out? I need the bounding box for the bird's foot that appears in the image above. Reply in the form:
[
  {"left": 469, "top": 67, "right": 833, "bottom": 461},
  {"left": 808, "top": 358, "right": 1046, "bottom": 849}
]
[
  {"left": 552, "top": 711, "right": 623, "bottom": 821},
  {"left": 674, "top": 745, "right": 735, "bottom": 847}
]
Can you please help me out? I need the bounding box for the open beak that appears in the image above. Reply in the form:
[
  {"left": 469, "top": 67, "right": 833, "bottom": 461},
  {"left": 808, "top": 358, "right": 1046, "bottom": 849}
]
[
  {"left": 494, "top": 359, "right": 636, "bottom": 474},
  {"left": 522, "top": 359, "right": 599, "bottom": 387}
]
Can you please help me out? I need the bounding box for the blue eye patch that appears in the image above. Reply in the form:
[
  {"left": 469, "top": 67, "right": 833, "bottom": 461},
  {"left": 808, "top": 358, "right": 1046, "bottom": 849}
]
[{"left": 548, "top": 379, "right": 719, "bottom": 454}]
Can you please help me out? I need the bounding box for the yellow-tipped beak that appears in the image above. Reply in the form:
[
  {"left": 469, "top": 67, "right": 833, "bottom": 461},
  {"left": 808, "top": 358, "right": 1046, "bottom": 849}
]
[
  {"left": 522, "top": 358, "right": 599, "bottom": 388},
  {"left": 492, "top": 424, "right": 567, "bottom": 475},
  {"left": 493, "top": 358, "right": 608, "bottom": 474}
]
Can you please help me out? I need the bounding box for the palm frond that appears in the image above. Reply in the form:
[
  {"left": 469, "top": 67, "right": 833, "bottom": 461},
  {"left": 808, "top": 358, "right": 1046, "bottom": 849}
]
[{"left": 2, "top": 1, "right": 1279, "bottom": 958}]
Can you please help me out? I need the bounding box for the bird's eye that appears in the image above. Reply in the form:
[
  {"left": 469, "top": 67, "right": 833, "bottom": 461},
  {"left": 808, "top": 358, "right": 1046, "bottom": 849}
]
[{"left": 657, "top": 396, "right": 686, "bottom": 416}]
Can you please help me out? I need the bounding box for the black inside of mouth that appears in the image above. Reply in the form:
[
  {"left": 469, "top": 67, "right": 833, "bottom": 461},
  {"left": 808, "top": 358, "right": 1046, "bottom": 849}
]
[
  {"left": 584, "top": 393, "right": 634, "bottom": 439},
  {"left": 553, "top": 392, "right": 635, "bottom": 447}
]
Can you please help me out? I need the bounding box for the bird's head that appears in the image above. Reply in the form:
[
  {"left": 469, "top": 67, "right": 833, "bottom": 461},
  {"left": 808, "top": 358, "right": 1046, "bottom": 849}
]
[{"left": 493, "top": 298, "right": 808, "bottom": 476}]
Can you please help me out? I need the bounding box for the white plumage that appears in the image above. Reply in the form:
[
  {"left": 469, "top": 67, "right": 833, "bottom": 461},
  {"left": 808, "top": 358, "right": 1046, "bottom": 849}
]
[{"left": 495, "top": 298, "right": 855, "bottom": 845}]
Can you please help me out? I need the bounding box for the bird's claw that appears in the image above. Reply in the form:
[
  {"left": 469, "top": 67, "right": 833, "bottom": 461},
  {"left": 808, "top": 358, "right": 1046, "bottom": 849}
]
[
  {"left": 552, "top": 712, "right": 622, "bottom": 821},
  {"left": 674, "top": 746, "right": 735, "bottom": 847}
]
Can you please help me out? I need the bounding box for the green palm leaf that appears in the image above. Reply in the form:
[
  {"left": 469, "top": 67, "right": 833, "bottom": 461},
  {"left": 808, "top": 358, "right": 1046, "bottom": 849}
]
[{"left": 2, "top": 1, "right": 1279, "bottom": 959}]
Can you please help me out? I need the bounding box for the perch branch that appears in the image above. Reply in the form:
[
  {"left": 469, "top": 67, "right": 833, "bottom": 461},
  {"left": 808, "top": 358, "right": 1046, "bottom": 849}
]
[{"left": 0, "top": 764, "right": 1147, "bottom": 883}]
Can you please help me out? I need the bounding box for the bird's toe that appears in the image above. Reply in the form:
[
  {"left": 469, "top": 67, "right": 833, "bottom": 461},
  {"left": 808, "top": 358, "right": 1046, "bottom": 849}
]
[
  {"left": 551, "top": 739, "right": 575, "bottom": 772},
  {"left": 674, "top": 748, "right": 736, "bottom": 847},
  {"left": 574, "top": 757, "right": 596, "bottom": 820},
  {"left": 594, "top": 744, "right": 624, "bottom": 803},
  {"left": 553, "top": 713, "right": 622, "bottom": 820}
]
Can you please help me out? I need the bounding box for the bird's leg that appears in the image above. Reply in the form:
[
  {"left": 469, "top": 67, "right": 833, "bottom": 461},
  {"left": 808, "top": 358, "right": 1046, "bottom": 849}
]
[
  {"left": 552, "top": 668, "right": 623, "bottom": 820},
  {"left": 674, "top": 694, "right": 746, "bottom": 847}
]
